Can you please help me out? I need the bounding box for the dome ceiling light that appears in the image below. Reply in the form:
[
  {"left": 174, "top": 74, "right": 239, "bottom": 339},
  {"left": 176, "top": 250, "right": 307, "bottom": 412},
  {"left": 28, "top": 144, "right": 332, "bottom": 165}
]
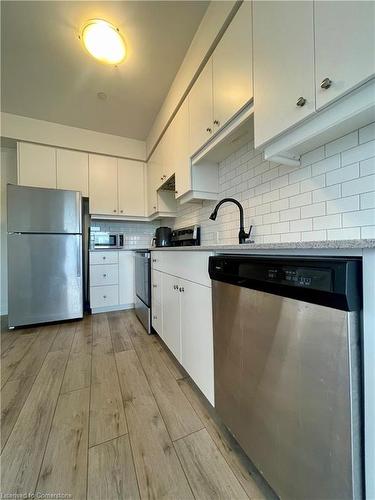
[{"left": 80, "top": 19, "right": 126, "bottom": 65}]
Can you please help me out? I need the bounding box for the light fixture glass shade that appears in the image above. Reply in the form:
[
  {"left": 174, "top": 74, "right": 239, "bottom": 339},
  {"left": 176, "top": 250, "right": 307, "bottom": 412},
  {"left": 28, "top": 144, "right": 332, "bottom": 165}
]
[{"left": 81, "top": 19, "right": 126, "bottom": 65}]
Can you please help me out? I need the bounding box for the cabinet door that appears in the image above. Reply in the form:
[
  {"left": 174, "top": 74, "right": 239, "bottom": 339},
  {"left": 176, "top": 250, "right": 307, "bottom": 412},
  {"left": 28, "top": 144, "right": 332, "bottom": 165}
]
[
  {"left": 147, "top": 156, "right": 159, "bottom": 216},
  {"left": 151, "top": 269, "right": 163, "bottom": 334},
  {"left": 118, "top": 251, "right": 135, "bottom": 305},
  {"left": 315, "top": 1, "right": 375, "bottom": 109},
  {"left": 89, "top": 154, "right": 118, "bottom": 215},
  {"left": 253, "top": 1, "right": 315, "bottom": 147},
  {"left": 173, "top": 100, "right": 191, "bottom": 198},
  {"left": 18, "top": 142, "right": 56, "bottom": 188},
  {"left": 161, "top": 273, "right": 181, "bottom": 361},
  {"left": 188, "top": 60, "right": 213, "bottom": 155},
  {"left": 56, "top": 149, "right": 88, "bottom": 196},
  {"left": 118, "top": 159, "right": 146, "bottom": 216},
  {"left": 213, "top": 1, "right": 253, "bottom": 130},
  {"left": 180, "top": 279, "right": 214, "bottom": 405}
]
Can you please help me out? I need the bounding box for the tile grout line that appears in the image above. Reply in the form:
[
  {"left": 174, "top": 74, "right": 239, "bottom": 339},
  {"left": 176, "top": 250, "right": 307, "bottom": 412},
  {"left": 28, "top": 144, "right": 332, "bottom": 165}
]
[
  {"left": 33, "top": 322, "right": 77, "bottom": 495},
  {"left": 111, "top": 312, "right": 143, "bottom": 500}
]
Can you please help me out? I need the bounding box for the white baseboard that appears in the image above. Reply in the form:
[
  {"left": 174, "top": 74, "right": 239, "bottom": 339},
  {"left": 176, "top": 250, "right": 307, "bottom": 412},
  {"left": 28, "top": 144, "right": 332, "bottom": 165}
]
[{"left": 91, "top": 303, "right": 134, "bottom": 314}]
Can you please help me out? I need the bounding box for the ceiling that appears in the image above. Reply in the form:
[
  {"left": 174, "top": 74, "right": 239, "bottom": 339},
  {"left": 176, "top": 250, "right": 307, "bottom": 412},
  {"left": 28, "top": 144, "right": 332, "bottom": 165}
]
[{"left": 1, "top": 1, "right": 208, "bottom": 140}]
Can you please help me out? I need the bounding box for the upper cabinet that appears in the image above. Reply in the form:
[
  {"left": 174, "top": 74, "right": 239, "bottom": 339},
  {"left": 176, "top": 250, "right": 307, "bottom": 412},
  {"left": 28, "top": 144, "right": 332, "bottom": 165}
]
[
  {"left": 314, "top": 1, "right": 375, "bottom": 110},
  {"left": 212, "top": 0, "right": 253, "bottom": 130},
  {"left": 89, "top": 154, "right": 118, "bottom": 216},
  {"left": 118, "top": 159, "right": 146, "bottom": 217},
  {"left": 56, "top": 149, "right": 89, "bottom": 196},
  {"left": 17, "top": 142, "right": 56, "bottom": 189},
  {"left": 173, "top": 100, "right": 191, "bottom": 198},
  {"left": 253, "top": 1, "right": 315, "bottom": 147},
  {"left": 188, "top": 61, "right": 214, "bottom": 155}
]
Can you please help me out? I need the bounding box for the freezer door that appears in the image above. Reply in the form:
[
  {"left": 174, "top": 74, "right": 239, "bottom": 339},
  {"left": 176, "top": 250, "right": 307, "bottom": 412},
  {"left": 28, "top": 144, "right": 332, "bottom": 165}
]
[
  {"left": 8, "top": 233, "right": 83, "bottom": 327},
  {"left": 7, "top": 184, "right": 81, "bottom": 234}
]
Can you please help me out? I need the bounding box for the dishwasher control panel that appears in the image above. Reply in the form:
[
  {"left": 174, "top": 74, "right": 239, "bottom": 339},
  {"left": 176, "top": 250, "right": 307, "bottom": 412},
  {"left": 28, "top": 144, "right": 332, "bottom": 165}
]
[{"left": 266, "top": 266, "right": 332, "bottom": 291}]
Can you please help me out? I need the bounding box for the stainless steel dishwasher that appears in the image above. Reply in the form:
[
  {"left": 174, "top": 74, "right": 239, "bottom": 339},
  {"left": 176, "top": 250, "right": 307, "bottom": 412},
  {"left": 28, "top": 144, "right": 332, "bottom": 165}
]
[{"left": 209, "top": 255, "right": 363, "bottom": 500}]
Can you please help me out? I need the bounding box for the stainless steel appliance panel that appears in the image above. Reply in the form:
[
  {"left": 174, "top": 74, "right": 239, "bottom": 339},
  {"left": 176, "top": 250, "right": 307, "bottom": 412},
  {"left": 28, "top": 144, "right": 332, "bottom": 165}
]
[
  {"left": 134, "top": 295, "right": 151, "bottom": 333},
  {"left": 8, "top": 233, "right": 83, "bottom": 327},
  {"left": 135, "top": 251, "right": 150, "bottom": 307},
  {"left": 212, "top": 280, "right": 361, "bottom": 500},
  {"left": 7, "top": 184, "right": 81, "bottom": 234}
]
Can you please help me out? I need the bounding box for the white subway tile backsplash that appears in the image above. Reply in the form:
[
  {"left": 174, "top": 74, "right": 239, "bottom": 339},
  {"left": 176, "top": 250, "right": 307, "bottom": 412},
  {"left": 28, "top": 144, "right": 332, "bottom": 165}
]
[
  {"left": 326, "top": 196, "right": 359, "bottom": 214},
  {"left": 359, "top": 122, "right": 375, "bottom": 144},
  {"left": 313, "top": 214, "right": 341, "bottom": 230},
  {"left": 325, "top": 131, "right": 358, "bottom": 157},
  {"left": 341, "top": 140, "right": 375, "bottom": 166},
  {"left": 343, "top": 209, "right": 375, "bottom": 227},
  {"left": 312, "top": 155, "right": 340, "bottom": 176},
  {"left": 326, "top": 163, "right": 359, "bottom": 186},
  {"left": 301, "top": 202, "right": 326, "bottom": 219},
  {"left": 327, "top": 227, "right": 361, "bottom": 240},
  {"left": 174, "top": 124, "right": 375, "bottom": 245},
  {"left": 342, "top": 174, "right": 375, "bottom": 196},
  {"left": 313, "top": 185, "right": 341, "bottom": 203}
]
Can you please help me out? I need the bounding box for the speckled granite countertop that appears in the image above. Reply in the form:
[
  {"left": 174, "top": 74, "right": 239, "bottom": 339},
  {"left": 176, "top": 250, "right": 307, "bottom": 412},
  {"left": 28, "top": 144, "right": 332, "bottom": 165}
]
[{"left": 149, "top": 239, "right": 375, "bottom": 251}]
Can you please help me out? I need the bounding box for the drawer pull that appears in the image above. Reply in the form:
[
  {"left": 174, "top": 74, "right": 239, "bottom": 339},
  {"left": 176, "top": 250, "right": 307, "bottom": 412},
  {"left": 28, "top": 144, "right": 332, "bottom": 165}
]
[
  {"left": 152, "top": 259, "right": 157, "bottom": 263},
  {"left": 102, "top": 256, "right": 106, "bottom": 260},
  {"left": 152, "top": 284, "right": 157, "bottom": 288},
  {"left": 179, "top": 287, "right": 185, "bottom": 293},
  {"left": 153, "top": 315, "right": 157, "bottom": 320},
  {"left": 320, "top": 77, "right": 332, "bottom": 90},
  {"left": 213, "top": 119, "right": 220, "bottom": 126},
  {"left": 103, "top": 295, "right": 107, "bottom": 299},
  {"left": 296, "top": 96, "right": 306, "bottom": 107},
  {"left": 206, "top": 127, "right": 212, "bottom": 133},
  {"left": 103, "top": 274, "right": 107, "bottom": 277}
]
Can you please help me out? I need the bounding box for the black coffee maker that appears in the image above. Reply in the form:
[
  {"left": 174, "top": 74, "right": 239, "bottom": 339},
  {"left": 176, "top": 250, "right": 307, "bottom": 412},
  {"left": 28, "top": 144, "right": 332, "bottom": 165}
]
[{"left": 154, "top": 226, "right": 172, "bottom": 247}]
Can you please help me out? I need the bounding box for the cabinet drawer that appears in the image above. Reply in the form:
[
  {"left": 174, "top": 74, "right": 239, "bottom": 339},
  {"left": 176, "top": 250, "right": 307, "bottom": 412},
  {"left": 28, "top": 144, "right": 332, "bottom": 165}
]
[
  {"left": 90, "top": 285, "right": 119, "bottom": 309},
  {"left": 90, "top": 251, "right": 118, "bottom": 265},
  {"left": 151, "top": 251, "right": 212, "bottom": 287},
  {"left": 90, "top": 264, "right": 118, "bottom": 286}
]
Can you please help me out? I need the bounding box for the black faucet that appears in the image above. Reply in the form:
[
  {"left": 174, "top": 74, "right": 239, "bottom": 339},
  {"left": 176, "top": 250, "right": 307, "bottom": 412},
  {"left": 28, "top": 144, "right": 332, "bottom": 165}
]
[{"left": 209, "top": 198, "right": 252, "bottom": 244}]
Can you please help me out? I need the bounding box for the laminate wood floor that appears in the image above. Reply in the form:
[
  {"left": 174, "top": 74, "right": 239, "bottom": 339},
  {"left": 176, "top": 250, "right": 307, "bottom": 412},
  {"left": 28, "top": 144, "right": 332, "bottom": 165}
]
[{"left": 1, "top": 310, "right": 272, "bottom": 500}]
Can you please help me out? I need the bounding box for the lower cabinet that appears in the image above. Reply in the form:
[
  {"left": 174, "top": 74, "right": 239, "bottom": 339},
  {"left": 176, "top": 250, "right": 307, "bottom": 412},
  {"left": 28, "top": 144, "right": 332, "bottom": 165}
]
[
  {"left": 90, "top": 251, "right": 135, "bottom": 312},
  {"left": 151, "top": 252, "right": 214, "bottom": 406}
]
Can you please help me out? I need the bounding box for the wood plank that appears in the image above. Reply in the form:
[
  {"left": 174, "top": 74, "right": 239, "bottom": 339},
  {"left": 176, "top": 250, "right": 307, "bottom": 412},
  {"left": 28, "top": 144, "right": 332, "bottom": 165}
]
[
  {"left": 1, "top": 350, "right": 68, "bottom": 494},
  {"left": 71, "top": 316, "right": 92, "bottom": 354},
  {"left": 89, "top": 378, "right": 128, "bottom": 448},
  {"left": 174, "top": 428, "right": 248, "bottom": 500},
  {"left": 37, "top": 388, "right": 90, "bottom": 500},
  {"left": 1, "top": 375, "right": 35, "bottom": 451},
  {"left": 1, "top": 335, "right": 36, "bottom": 387},
  {"left": 92, "top": 312, "right": 111, "bottom": 343},
  {"left": 91, "top": 337, "right": 118, "bottom": 386},
  {"left": 8, "top": 324, "right": 59, "bottom": 382},
  {"left": 126, "top": 313, "right": 203, "bottom": 441},
  {"left": 178, "top": 377, "right": 268, "bottom": 500},
  {"left": 88, "top": 434, "right": 140, "bottom": 500},
  {"left": 155, "top": 341, "right": 186, "bottom": 381},
  {"left": 50, "top": 322, "right": 77, "bottom": 352},
  {"left": 108, "top": 311, "right": 133, "bottom": 353},
  {"left": 60, "top": 351, "right": 91, "bottom": 394},
  {"left": 116, "top": 350, "right": 194, "bottom": 500}
]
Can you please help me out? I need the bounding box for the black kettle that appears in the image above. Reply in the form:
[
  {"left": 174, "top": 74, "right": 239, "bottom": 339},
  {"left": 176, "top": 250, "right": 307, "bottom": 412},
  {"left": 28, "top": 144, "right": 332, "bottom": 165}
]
[{"left": 155, "top": 226, "right": 172, "bottom": 247}]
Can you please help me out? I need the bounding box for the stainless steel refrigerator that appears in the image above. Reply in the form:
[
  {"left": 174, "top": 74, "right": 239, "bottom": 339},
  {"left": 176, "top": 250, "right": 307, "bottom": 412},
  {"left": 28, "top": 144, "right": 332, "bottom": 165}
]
[{"left": 7, "top": 184, "right": 83, "bottom": 328}]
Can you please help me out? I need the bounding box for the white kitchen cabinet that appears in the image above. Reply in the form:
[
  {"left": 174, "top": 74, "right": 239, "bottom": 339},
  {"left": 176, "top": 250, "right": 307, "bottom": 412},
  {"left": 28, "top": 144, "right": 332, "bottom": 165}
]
[
  {"left": 118, "top": 251, "right": 135, "bottom": 306},
  {"left": 90, "top": 285, "right": 119, "bottom": 309},
  {"left": 56, "top": 149, "right": 89, "bottom": 196},
  {"left": 161, "top": 272, "right": 181, "bottom": 361},
  {"left": 171, "top": 100, "right": 191, "bottom": 199},
  {"left": 189, "top": 61, "right": 214, "bottom": 155},
  {"left": 89, "top": 154, "right": 118, "bottom": 215},
  {"left": 147, "top": 146, "right": 177, "bottom": 217},
  {"left": 253, "top": 1, "right": 315, "bottom": 147},
  {"left": 118, "top": 159, "right": 146, "bottom": 217},
  {"left": 180, "top": 278, "right": 214, "bottom": 405},
  {"left": 314, "top": 1, "right": 375, "bottom": 110},
  {"left": 17, "top": 142, "right": 56, "bottom": 188},
  {"left": 90, "top": 263, "right": 118, "bottom": 287},
  {"left": 90, "top": 251, "right": 118, "bottom": 265},
  {"left": 151, "top": 269, "right": 163, "bottom": 334},
  {"left": 213, "top": 0, "right": 253, "bottom": 130}
]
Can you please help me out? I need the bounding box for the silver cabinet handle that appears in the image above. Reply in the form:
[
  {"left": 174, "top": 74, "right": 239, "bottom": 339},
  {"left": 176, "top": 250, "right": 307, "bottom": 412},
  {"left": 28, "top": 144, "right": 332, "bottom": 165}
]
[
  {"left": 103, "top": 295, "right": 107, "bottom": 299},
  {"left": 152, "top": 258, "right": 157, "bottom": 263},
  {"left": 153, "top": 315, "right": 157, "bottom": 320},
  {"left": 213, "top": 120, "right": 220, "bottom": 126},
  {"left": 163, "top": 174, "right": 167, "bottom": 179},
  {"left": 102, "top": 256, "right": 106, "bottom": 260},
  {"left": 160, "top": 177, "right": 164, "bottom": 181},
  {"left": 120, "top": 209, "right": 123, "bottom": 213},
  {"left": 113, "top": 209, "right": 117, "bottom": 212},
  {"left": 153, "top": 205, "right": 157, "bottom": 210},
  {"left": 179, "top": 287, "right": 185, "bottom": 292},
  {"left": 152, "top": 284, "right": 157, "bottom": 288},
  {"left": 103, "top": 273, "right": 107, "bottom": 277},
  {"left": 206, "top": 127, "right": 212, "bottom": 133},
  {"left": 296, "top": 97, "right": 306, "bottom": 107},
  {"left": 320, "top": 77, "right": 332, "bottom": 90}
]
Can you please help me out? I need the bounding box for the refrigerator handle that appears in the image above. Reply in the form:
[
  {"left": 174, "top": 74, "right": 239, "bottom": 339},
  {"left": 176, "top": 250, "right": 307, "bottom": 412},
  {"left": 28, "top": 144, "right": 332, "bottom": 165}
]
[{"left": 77, "top": 237, "right": 82, "bottom": 278}]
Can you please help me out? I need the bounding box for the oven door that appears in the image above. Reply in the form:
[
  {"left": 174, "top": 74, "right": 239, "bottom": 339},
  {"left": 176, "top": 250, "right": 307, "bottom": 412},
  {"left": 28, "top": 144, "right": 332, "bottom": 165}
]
[{"left": 135, "top": 251, "right": 150, "bottom": 307}]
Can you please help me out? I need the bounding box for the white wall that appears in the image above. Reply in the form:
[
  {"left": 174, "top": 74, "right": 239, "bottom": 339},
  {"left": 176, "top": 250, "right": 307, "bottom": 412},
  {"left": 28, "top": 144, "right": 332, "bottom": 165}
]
[
  {"left": 0, "top": 147, "right": 17, "bottom": 316},
  {"left": 146, "top": 1, "right": 237, "bottom": 155},
  {"left": 1, "top": 112, "right": 146, "bottom": 161},
  {"left": 174, "top": 122, "right": 375, "bottom": 243}
]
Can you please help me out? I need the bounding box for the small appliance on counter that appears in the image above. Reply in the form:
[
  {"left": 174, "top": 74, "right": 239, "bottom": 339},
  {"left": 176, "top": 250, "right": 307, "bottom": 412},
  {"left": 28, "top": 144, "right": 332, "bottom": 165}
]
[
  {"left": 171, "top": 225, "right": 200, "bottom": 246},
  {"left": 90, "top": 230, "right": 125, "bottom": 249},
  {"left": 154, "top": 226, "right": 172, "bottom": 247}
]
